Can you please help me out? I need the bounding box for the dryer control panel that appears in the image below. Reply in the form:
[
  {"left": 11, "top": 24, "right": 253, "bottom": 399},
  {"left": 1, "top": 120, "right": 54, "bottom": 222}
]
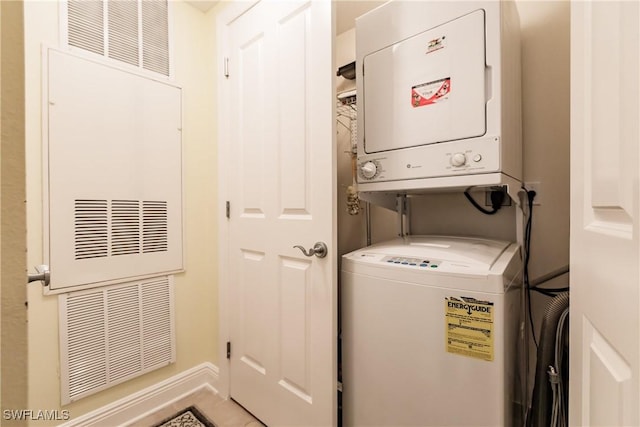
[{"left": 358, "top": 136, "right": 500, "bottom": 183}]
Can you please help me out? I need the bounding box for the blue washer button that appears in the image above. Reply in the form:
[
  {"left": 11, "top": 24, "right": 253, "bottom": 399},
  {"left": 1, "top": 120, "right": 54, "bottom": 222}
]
[{"left": 419, "top": 263, "right": 428, "bottom": 267}]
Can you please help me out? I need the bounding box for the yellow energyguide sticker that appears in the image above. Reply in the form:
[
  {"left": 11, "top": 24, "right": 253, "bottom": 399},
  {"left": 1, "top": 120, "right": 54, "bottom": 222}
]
[{"left": 445, "top": 297, "right": 494, "bottom": 361}]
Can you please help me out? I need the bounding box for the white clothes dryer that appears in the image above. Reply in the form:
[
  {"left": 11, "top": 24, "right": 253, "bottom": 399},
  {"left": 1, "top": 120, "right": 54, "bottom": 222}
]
[
  {"left": 355, "top": 0, "right": 522, "bottom": 193},
  {"left": 341, "top": 236, "right": 521, "bottom": 426}
]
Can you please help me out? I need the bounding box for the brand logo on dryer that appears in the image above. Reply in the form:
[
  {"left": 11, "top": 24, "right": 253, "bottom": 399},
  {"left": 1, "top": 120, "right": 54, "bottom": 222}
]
[{"left": 426, "top": 36, "right": 446, "bottom": 54}]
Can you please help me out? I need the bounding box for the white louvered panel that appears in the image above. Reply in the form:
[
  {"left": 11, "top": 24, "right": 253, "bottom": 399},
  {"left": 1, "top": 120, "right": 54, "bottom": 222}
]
[
  {"left": 47, "top": 50, "right": 183, "bottom": 291},
  {"left": 74, "top": 200, "right": 108, "bottom": 260},
  {"left": 64, "top": 0, "right": 170, "bottom": 77},
  {"left": 65, "top": 292, "right": 107, "bottom": 400},
  {"left": 67, "top": 0, "right": 105, "bottom": 56},
  {"left": 143, "top": 201, "right": 168, "bottom": 253},
  {"left": 141, "top": 0, "right": 170, "bottom": 76},
  {"left": 111, "top": 200, "right": 141, "bottom": 256},
  {"left": 141, "top": 278, "right": 174, "bottom": 368},
  {"left": 106, "top": 284, "right": 141, "bottom": 382},
  {"left": 60, "top": 277, "right": 175, "bottom": 404},
  {"left": 107, "top": 0, "right": 139, "bottom": 67}
]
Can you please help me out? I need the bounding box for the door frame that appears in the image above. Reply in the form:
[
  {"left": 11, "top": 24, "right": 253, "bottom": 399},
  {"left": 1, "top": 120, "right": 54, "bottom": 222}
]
[{"left": 216, "top": 0, "right": 260, "bottom": 399}]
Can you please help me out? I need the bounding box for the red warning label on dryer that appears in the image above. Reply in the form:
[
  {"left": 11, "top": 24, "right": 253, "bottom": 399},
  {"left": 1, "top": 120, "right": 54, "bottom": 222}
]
[{"left": 411, "top": 77, "right": 450, "bottom": 108}]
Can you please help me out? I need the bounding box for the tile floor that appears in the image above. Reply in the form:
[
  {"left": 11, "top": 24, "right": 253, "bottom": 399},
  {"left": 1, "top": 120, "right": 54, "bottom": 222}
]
[{"left": 133, "top": 387, "right": 264, "bottom": 427}]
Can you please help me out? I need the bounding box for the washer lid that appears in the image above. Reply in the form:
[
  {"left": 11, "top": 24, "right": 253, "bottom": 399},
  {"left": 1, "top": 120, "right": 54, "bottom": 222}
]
[{"left": 367, "top": 236, "right": 511, "bottom": 270}]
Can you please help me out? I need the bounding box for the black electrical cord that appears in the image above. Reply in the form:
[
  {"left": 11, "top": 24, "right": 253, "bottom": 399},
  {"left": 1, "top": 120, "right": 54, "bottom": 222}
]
[
  {"left": 532, "top": 288, "right": 557, "bottom": 298},
  {"left": 464, "top": 187, "right": 505, "bottom": 215},
  {"left": 532, "top": 286, "right": 570, "bottom": 296},
  {"left": 523, "top": 186, "right": 538, "bottom": 348}
]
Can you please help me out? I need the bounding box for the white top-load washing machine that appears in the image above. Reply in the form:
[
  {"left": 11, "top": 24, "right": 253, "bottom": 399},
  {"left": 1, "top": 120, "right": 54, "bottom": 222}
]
[{"left": 341, "top": 236, "right": 521, "bottom": 426}]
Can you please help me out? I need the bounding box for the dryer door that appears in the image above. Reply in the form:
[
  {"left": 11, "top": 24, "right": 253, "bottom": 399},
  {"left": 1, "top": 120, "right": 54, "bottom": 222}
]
[{"left": 363, "top": 9, "right": 487, "bottom": 154}]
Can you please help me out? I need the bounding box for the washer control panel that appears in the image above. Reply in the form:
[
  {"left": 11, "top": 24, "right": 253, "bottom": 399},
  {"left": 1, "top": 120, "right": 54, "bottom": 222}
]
[{"left": 382, "top": 256, "right": 441, "bottom": 269}]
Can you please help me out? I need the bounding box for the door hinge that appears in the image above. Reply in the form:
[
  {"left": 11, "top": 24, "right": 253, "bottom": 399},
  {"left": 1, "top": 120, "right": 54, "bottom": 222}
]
[
  {"left": 224, "top": 57, "right": 230, "bottom": 78},
  {"left": 226, "top": 341, "right": 231, "bottom": 359},
  {"left": 226, "top": 201, "right": 230, "bottom": 219}
]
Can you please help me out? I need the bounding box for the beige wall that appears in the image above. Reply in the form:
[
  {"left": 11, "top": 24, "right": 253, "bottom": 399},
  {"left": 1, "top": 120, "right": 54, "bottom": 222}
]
[
  {"left": 516, "top": 0, "right": 571, "bottom": 383},
  {"left": 517, "top": 0, "right": 570, "bottom": 287},
  {"left": 1, "top": 0, "right": 29, "bottom": 421},
  {"left": 24, "top": 2, "right": 218, "bottom": 424}
]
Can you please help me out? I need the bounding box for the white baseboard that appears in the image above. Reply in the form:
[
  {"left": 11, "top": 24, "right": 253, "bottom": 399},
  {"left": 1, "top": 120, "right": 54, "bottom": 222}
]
[{"left": 59, "top": 362, "right": 219, "bottom": 427}]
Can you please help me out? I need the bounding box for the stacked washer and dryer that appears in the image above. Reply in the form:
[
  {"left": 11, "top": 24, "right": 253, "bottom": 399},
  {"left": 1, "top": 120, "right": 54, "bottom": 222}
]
[{"left": 341, "top": 1, "right": 523, "bottom": 426}]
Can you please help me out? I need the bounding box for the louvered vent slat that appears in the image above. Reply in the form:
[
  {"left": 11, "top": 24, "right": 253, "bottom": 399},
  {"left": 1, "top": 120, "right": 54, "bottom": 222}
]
[
  {"left": 75, "top": 200, "right": 108, "bottom": 260},
  {"left": 141, "top": 278, "right": 172, "bottom": 368},
  {"left": 74, "top": 198, "right": 169, "bottom": 261},
  {"left": 67, "top": 0, "right": 105, "bottom": 56},
  {"left": 107, "top": 1, "right": 139, "bottom": 67},
  {"left": 65, "top": 292, "right": 107, "bottom": 399},
  {"left": 106, "top": 285, "right": 142, "bottom": 382},
  {"left": 142, "top": 0, "right": 170, "bottom": 76},
  {"left": 143, "top": 201, "right": 168, "bottom": 253},
  {"left": 65, "top": 0, "right": 170, "bottom": 76},
  {"left": 61, "top": 278, "right": 175, "bottom": 404},
  {"left": 111, "top": 200, "right": 141, "bottom": 256}
]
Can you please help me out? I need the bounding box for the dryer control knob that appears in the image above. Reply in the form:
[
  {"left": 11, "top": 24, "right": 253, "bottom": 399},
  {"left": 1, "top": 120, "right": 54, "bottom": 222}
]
[
  {"left": 360, "top": 161, "right": 378, "bottom": 179},
  {"left": 450, "top": 152, "right": 467, "bottom": 167}
]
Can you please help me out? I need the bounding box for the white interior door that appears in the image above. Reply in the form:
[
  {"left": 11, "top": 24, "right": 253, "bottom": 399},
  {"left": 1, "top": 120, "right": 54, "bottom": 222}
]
[
  {"left": 220, "top": 1, "right": 336, "bottom": 426},
  {"left": 569, "top": 2, "right": 640, "bottom": 425}
]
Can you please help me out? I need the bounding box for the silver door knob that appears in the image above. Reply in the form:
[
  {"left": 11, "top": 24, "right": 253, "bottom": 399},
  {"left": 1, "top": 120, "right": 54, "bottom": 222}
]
[
  {"left": 293, "top": 242, "right": 328, "bottom": 258},
  {"left": 28, "top": 264, "right": 50, "bottom": 286}
]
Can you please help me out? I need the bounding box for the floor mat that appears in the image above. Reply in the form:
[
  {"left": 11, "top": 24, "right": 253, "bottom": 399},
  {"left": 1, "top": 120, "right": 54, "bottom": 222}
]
[{"left": 153, "top": 406, "right": 216, "bottom": 427}]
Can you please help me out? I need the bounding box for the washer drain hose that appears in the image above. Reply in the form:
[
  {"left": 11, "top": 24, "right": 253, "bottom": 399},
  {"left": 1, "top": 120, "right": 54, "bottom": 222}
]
[{"left": 529, "top": 292, "right": 569, "bottom": 427}]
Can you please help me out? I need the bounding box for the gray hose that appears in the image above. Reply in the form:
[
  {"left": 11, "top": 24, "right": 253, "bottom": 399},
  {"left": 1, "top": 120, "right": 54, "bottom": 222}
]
[
  {"left": 549, "top": 307, "right": 569, "bottom": 427},
  {"left": 529, "top": 292, "right": 569, "bottom": 427}
]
